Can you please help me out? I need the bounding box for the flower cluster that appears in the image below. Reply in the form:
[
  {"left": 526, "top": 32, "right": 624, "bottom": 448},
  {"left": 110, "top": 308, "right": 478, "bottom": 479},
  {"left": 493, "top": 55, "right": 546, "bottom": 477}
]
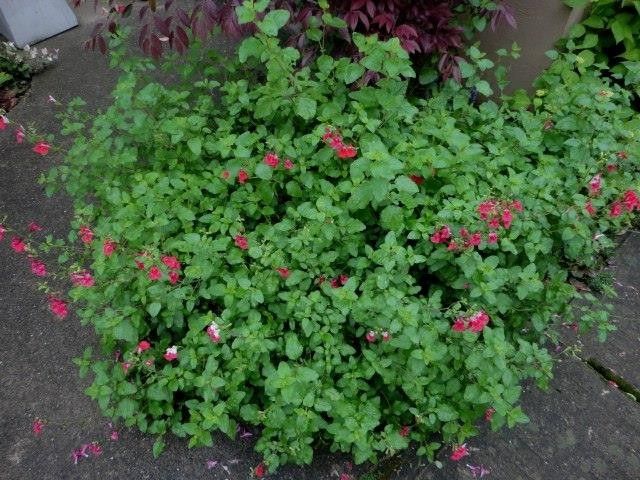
[
  {"left": 451, "top": 311, "right": 490, "bottom": 333},
  {"left": 477, "top": 199, "right": 523, "bottom": 230},
  {"left": 322, "top": 127, "right": 357, "bottom": 159},
  {"left": 365, "top": 330, "right": 392, "bottom": 343},
  {"left": 263, "top": 152, "right": 294, "bottom": 170},
  {"left": 71, "top": 441, "right": 102, "bottom": 465}
]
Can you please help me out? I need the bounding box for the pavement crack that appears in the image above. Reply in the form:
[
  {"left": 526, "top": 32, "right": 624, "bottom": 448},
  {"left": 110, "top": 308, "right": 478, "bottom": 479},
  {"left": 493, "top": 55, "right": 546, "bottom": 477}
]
[{"left": 583, "top": 357, "right": 640, "bottom": 403}]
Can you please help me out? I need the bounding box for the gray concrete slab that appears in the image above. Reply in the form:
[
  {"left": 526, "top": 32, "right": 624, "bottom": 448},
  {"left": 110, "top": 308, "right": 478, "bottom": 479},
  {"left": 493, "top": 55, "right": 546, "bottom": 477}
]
[
  {"left": 1, "top": 4, "right": 640, "bottom": 480},
  {"left": 0, "top": 0, "right": 78, "bottom": 48}
]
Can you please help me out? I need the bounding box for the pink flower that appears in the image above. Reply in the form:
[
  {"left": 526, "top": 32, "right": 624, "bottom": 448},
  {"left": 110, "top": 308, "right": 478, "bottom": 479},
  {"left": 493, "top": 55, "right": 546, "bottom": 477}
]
[
  {"left": 399, "top": 425, "right": 410, "bottom": 437},
  {"left": 616, "top": 151, "right": 628, "bottom": 160},
  {"left": 28, "top": 222, "right": 43, "bottom": 232},
  {"left": 606, "top": 164, "right": 618, "bottom": 173},
  {"left": 0, "top": 115, "right": 8, "bottom": 130},
  {"left": 164, "top": 346, "right": 178, "bottom": 361},
  {"left": 114, "top": 4, "right": 126, "bottom": 14},
  {"left": 337, "top": 144, "right": 357, "bottom": 159},
  {"left": 484, "top": 407, "right": 495, "bottom": 421},
  {"left": 161, "top": 255, "right": 181, "bottom": 270},
  {"left": 477, "top": 200, "right": 496, "bottom": 220},
  {"left": 0, "top": 225, "right": 5, "bottom": 241},
  {"left": 103, "top": 239, "right": 117, "bottom": 256},
  {"left": 283, "top": 159, "right": 294, "bottom": 170},
  {"left": 487, "top": 232, "right": 498, "bottom": 244},
  {"left": 137, "top": 340, "right": 151, "bottom": 353},
  {"left": 87, "top": 442, "right": 102, "bottom": 456},
  {"left": 263, "top": 152, "right": 279, "bottom": 168},
  {"left": 30, "top": 258, "right": 47, "bottom": 277},
  {"left": 32, "top": 142, "right": 51, "bottom": 156},
  {"left": 409, "top": 174, "right": 424, "bottom": 185},
  {"left": 168, "top": 271, "right": 180, "bottom": 284},
  {"left": 589, "top": 174, "right": 602, "bottom": 195},
  {"left": 110, "top": 430, "right": 119, "bottom": 441},
  {"left": 148, "top": 266, "right": 162, "bottom": 281},
  {"left": 32, "top": 418, "right": 45, "bottom": 436},
  {"left": 255, "top": 462, "right": 266, "bottom": 478},
  {"left": 276, "top": 267, "right": 290, "bottom": 279},
  {"left": 330, "top": 278, "right": 341, "bottom": 288},
  {"left": 237, "top": 169, "right": 249, "bottom": 184},
  {"left": 447, "top": 241, "right": 458, "bottom": 251},
  {"left": 79, "top": 226, "right": 94, "bottom": 244},
  {"left": 452, "top": 318, "right": 466, "bottom": 332},
  {"left": 610, "top": 201, "right": 623, "bottom": 218},
  {"left": 235, "top": 235, "right": 249, "bottom": 250},
  {"left": 135, "top": 260, "right": 145, "bottom": 270},
  {"left": 339, "top": 274, "right": 349, "bottom": 285},
  {"left": 468, "top": 233, "right": 482, "bottom": 247},
  {"left": 460, "top": 227, "right": 470, "bottom": 238},
  {"left": 381, "top": 331, "right": 391, "bottom": 342},
  {"left": 10, "top": 236, "right": 26, "bottom": 253},
  {"left": 623, "top": 190, "right": 639, "bottom": 211},
  {"left": 467, "top": 464, "right": 490, "bottom": 479},
  {"left": 71, "top": 271, "right": 94, "bottom": 287},
  {"left": 15, "top": 128, "right": 25, "bottom": 144},
  {"left": 468, "top": 311, "right": 490, "bottom": 333},
  {"left": 450, "top": 443, "right": 469, "bottom": 461},
  {"left": 49, "top": 297, "right": 68, "bottom": 319},
  {"left": 430, "top": 225, "right": 452, "bottom": 244},
  {"left": 144, "top": 359, "right": 154, "bottom": 367},
  {"left": 488, "top": 218, "right": 500, "bottom": 229},
  {"left": 121, "top": 362, "right": 132, "bottom": 373},
  {"left": 207, "top": 322, "right": 221, "bottom": 343},
  {"left": 221, "top": 170, "right": 230, "bottom": 179},
  {"left": 206, "top": 460, "right": 219, "bottom": 470},
  {"left": 585, "top": 201, "right": 596, "bottom": 216},
  {"left": 501, "top": 208, "right": 513, "bottom": 229},
  {"left": 511, "top": 200, "right": 524, "bottom": 212},
  {"left": 365, "top": 331, "right": 377, "bottom": 343}
]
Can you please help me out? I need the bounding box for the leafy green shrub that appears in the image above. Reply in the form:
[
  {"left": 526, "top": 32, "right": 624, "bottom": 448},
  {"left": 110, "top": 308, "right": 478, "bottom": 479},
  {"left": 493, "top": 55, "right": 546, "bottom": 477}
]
[{"left": 39, "top": 6, "right": 640, "bottom": 472}]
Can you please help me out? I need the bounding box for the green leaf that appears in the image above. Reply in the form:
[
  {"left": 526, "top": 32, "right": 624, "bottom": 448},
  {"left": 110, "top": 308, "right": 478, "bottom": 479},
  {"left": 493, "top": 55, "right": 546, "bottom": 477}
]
[
  {"left": 259, "top": 9, "right": 290, "bottom": 36},
  {"left": 152, "top": 438, "right": 165, "bottom": 458},
  {"left": 475, "top": 80, "right": 493, "bottom": 96},
  {"left": 285, "top": 333, "right": 303, "bottom": 360},
  {"left": 114, "top": 319, "right": 137, "bottom": 343},
  {"left": 295, "top": 97, "right": 317, "bottom": 120},
  {"left": 116, "top": 398, "right": 136, "bottom": 418},
  {"left": 147, "top": 302, "right": 162, "bottom": 317},
  {"left": 187, "top": 138, "right": 202, "bottom": 156}
]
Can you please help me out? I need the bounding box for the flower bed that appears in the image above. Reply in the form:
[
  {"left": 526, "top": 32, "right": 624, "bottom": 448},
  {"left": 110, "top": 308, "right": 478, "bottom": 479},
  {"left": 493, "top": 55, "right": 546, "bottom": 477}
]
[{"left": 2, "top": 3, "right": 640, "bottom": 474}]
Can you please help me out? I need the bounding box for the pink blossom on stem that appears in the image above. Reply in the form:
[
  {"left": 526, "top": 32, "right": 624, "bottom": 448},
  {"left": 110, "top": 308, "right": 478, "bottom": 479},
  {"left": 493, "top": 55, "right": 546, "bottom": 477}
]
[
  {"left": 110, "top": 430, "right": 119, "bottom": 441},
  {"left": 610, "top": 201, "right": 623, "bottom": 218},
  {"left": 263, "top": 152, "right": 279, "bottom": 168},
  {"left": 430, "top": 225, "right": 452, "bottom": 244},
  {"left": 71, "top": 271, "right": 94, "bottom": 287},
  {"left": 0, "top": 225, "right": 5, "bottom": 241},
  {"left": 148, "top": 266, "right": 162, "bottom": 281},
  {"left": 32, "top": 418, "right": 45, "bottom": 436},
  {"left": 103, "top": 239, "right": 117, "bottom": 256},
  {"left": 484, "top": 407, "right": 495, "bottom": 421},
  {"left": 49, "top": 297, "right": 68, "bottom": 319},
  {"left": 207, "top": 322, "right": 221, "bottom": 343},
  {"left": 32, "top": 142, "right": 51, "bottom": 156},
  {"left": 0, "top": 115, "right": 8, "bottom": 130},
  {"left": 468, "top": 232, "right": 482, "bottom": 247},
  {"left": 79, "top": 226, "right": 94, "bottom": 244},
  {"left": 28, "top": 222, "right": 43, "bottom": 232},
  {"left": 30, "top": 258, "right": 47, "bottom": 277},
  {"left": 585, "top": 201, "right": 596, "bottom": 216},
  {"left": 337, "top": 144, "right": 358, "bottom": 159},
  {"left": 136, "top": 340, "right": 151, "bottom": 353},
  {"left": 501, "top": 208, "right": 513, "bottom": 229},
  {"left": 365, "top": 331, "right": 377, "bottom": 343},
  {"left": 452, "top": 318, "right": 466, "bottom": 332},
  {"left": 589, "top": 174, "right": 602, "bottom": 195},
  {"left": 487, "top": 232, "right": 498, "bottom": 244},
  {"left": 466, "top": 464, "right": 490, "bottom": 478},
  {"left": 276, "top": 267, "right": 290, "bottom": 279},
  {"left": 381, "top": 331, "right": 391, "bottom": 342},
  {"left": 164, "top": 346, "right": 178, "bottom": 361},
  {"left": 234, "top": 235, "right": 249, "bottom": 250},
  {"left": 283, "top": 159, "right": 294, "bottom": 170},
  {"left": 399, "top": 425, "right": 410, "bottom": 437},
  {"left": 15, "top": 128, "right": 25, "bottom": 144},
  {"left": 121, "top": 362, "right": 132, "bottom": 373},
  {"left": 168, "top": 271, "right": 180, "bottom": 284},
  {"left": 468, "top": 311, "right": 490, "bottom": 333},
  {"left": 161, "top": 255, "right": 181, "bottom": 270},
  {"left": 10, "top": 236, "right": 27, "bottom": 253},
  {"left": 623, "top": 190, "right": 639, "bottom": 211},
  {"left": 254, "top": 462, "right": 266, "bottom": 478},
  {"left": 237, "top": 169, "right": 249, "bottom": 184},
  {"left": 450, "top": 443, "right": 470, "bottom": 461}
]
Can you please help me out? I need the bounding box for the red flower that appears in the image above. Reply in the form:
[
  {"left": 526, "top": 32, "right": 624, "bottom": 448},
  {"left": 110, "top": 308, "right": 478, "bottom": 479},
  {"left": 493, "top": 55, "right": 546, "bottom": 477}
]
[
  {"left": 0, "top": 225, "right": 5, "bottom": 241},
  {"left": 459, "top": 227, "right": 470, "bottom": 238},
  {"left": 588, "top": 174, "right": 602, "bottom": 196},
  {"left": 276, "top": 267, "right": 290, "bottom": 279},
  {"left": 511, "top": 200, "right": 523, "bottom": 212},
  {"left": 103, "top": 239, "right": 117, "bottom": 256},
  {"left": 399, "top": 425, "right": 410, "bottom": 437},
  {"left": 263, "top": 152, "right": 279, "bottom": 168},
  {"left": 79, "top": 226, "right": 94, "bottom": 244},
  {"left": 49, "top": 297, "right": 68, "bottom": 319},
  {"left": 163, "top": 346, "right": 178, "bottom": 361},
  {"left": 606, "top": 164, "right": 618, "bottom": 173},
  {"left": 0, "top": 115, "right": 8, "bottom": 130},
  {"left": 610, "top": 201, "right": 623, "bottom": 218},
  {"left": 137, "top": 340, "right": 151, "bottom": 353},
  {"left": 430, "top": 225, "right": 452, "bottom": 244},
  {"left": 161, "top": 255, "right": 181, "bottom": 270},
  {"left": 32, "top": 142, "right": 51, "bottom": 156},
  {"left": 501, "top": 209, "right": 513, "bottom": 229},
  {"left": 28, "top": 222, "right": 43, "bottom": 232},
  {"left": 114, "top": 4, "right": 126, "bottom": 14},
  {"left": 32, "top": 418, "right": 45, "bottom": 436},
  {"left": 254, "top": 462, "right": 266, "bottom": 478},
  {"left": 487, "top": 232, "right": 498, "bottom": 244},
  {"left": 207, "top": 322, "right": 221, "bottom": 343},
  {"left": 381, "top": 331, "right": 391, "bottom": 342},
  {"left": 71, "top": 271, "right": 94, "bottom": 287},
  {"left": 148, "top": 266, "right": 162, "bottom": 281},
  {"left": 237, "top": 169, "right": 249, "bottom": 184},
  {"left": 221, "top": 170, "right": 230, "bottom": 179},
  {"left": 477, "top": 200, "right": 496, "bottom": 220},
  {"left": 469, "top": 232, "right": 482, "bottom": 247},
  {"left": 409, "top": 174, "right": 424, "bottom": 185},
  {"left": 337, "top": 144, "right": 357, "bottom": 159},
  {"left": 330, "top": 278, "right": 341, "bottom": 288},
  {"left": 447, "top": 241, "right": 458, "bottom": 251},
  {"left": 234, "top": 235, "right": 249, "bottom": 250},
  {"left": 339, "top": 274, "right": 349, "bottom": 285},
  {"left": 484, "top": 407, "right": 495, "bottom": 422},
  {"left": 452, "top": 318, "right": 466, "bottom": 332},
  {"left": 10, "top": 236, "right": 26, "bottom": 253},
  {"left": 584, "top": 201, "right": 596, "bottom": 216},
  {"left": 488, "top": 218, "right": 500, "bottom": 229},
  {"left": 616, "top": 151, "right": 628, "bottom": 160},
  {"left": 168, "top": 271, "right": 180, "bottom": 284},
  {"left": 283, "top": 159, "right": 294, "bottom": 170},
  {"left": 468, "top": 311, "right": 490, "bottom": 333},
  {"left": 365, "top": 331, "right": 377, "bottom": 343},
  {"left": 623, "top": 190, "right": 639, "bottom": 211},
  {"left": 135, "top": 260, "right": 145, "bottom": 270},
  {"left": 30, "top": 258, "right": 47, "bottom": 277},
  {"left": 121, "top": 362, "right": 132, "bottom": 373},
  {"left": 450, "top": 444, "right": 469, "bottom": 461}
]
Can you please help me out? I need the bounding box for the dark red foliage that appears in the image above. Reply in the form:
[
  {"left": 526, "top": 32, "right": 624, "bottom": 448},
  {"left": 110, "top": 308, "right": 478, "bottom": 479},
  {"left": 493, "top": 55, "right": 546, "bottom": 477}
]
[{"left": 73, "top": 0, "right": 514, "bottom": 79}]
